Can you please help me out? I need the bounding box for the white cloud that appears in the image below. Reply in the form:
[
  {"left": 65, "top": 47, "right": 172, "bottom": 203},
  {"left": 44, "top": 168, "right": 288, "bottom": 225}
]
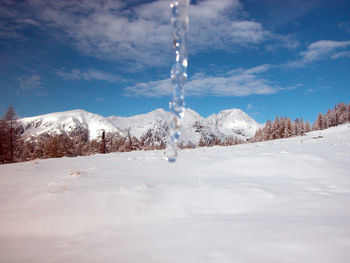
[
  {"left": 17, "top": 74, "right": 47, "bottom": 96},
  {"left": 187, "top": 1, "right": 274, "bottom": 52},
  {"left": 18, "top": 75, "right": 41, "bottom": 90},
  {"left": 124, "top": 64, "right": 282, "bottom": 97},
  {"left": 57, "top": 69, "right": 121, "bottom": 82},
  {"left": 288, "top": 40, "right": 350, "bottom": 67},
  {"left": 4, "top": 0, "right": 298, "bottom": 69},
  {"left": 301, "top": 40, "right": 350, "bottom": 62},
  {"left": 331, "top": 50, "right": 350, "bottom": 59}
]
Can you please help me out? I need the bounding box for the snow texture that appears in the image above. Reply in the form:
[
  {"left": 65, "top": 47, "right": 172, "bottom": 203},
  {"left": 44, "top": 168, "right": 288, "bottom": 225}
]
[
  {"left": 18, "top": 108, "right": 260, "bottom": 143},
  {"left": 1, "top": 124, "right": 350, "bottom": 262}
]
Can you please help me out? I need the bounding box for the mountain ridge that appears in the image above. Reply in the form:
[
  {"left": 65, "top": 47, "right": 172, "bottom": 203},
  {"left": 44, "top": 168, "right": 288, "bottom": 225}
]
[{"left": 18, "top": 108, "right": 262, "bottom": 145}]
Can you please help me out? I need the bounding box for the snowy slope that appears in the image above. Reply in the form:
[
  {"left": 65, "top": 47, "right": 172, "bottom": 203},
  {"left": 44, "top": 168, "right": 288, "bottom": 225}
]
[
  {"left": 107, "top": 108, "right": 170, "bottom": 138},
  {"left": 107, "top": 108, "right": 204, "bottom": 144},
  {"left": 204, "top": 108, "right": 261, "bottom": 140},
  {"left": 1, "top": 124, "right": 350, "bottom": 263},
  {"left": 179, "top": 108, "right": 205, "bottom": 144},
  {"left": 18, "top": 108, "right": 259, "bottom": 143}
]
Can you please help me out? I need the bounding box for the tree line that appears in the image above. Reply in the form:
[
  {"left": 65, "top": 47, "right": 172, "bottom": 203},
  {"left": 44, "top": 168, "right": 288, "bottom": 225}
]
[
  {"left": 251, "top": 102, "right": 350, "bottom": 143},
  {"left": 1, "top": 102, "right": 349, "bottom": 164}
]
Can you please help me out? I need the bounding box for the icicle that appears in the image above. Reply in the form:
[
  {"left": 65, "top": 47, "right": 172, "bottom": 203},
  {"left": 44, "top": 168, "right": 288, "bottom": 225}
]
[{"left": 166, "top": 0, "right": 189, "bottom": 163}]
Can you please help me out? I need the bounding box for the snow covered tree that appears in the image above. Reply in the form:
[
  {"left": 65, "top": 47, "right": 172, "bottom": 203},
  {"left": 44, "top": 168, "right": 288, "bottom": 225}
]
[
  {"left": 293, "top": 118, "right": 300, "bottom": 136},
  {"left": 284, "top": 118, "right": 293, "bottom": 138},
  {"left": 313, "top": 113, "right": 323, "bottom": 130},
  {"left": 271, "top": 117, "right": 281, "bottom": 139},
  {"left": 252, "top": 128, "right": 263, "bottom": 142},
  {"left": 335, "top": 112, "right": 339, "bottom": 126},
  {"left": 263, "top": 120, "right": 272, "bottom": 141},
  {"left": 305, "top": 120, "right": 311, "bottom": 133}
]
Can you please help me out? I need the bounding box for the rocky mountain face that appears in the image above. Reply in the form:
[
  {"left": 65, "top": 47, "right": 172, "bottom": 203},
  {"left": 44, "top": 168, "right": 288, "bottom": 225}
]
[{"left": 18, "top": 108, "right": 261, "bottom": 146}]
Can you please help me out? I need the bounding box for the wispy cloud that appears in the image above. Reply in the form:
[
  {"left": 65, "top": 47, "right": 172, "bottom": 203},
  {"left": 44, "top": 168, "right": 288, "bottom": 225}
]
[
  {"left": 331, "top": 50, "right": 350, "bottom": 59},
  {"left": 338, "top": 22, "right": 350, "bottom": 34},
  {"left": 306, "top": 86, "right": 331, "bottom": 93},
  {"left": 17, "top": 74, "right": 47, "bottom": 96},
  {"left": 2, "top": 0, "right": 298, "bottom": 69},
  {"left": 57, "top": 69, "right": 122, "bottom": 82},
  {"left": 125, "top": 64, "right": 283, "bottom": 97},
  {"left": 246, "top": 103, "right": 253, "bottom": 111},
  {"left": 0, "top": 1, "right": 40, "bottom": 39},
  {"left": 301, "top": 40, "right": 350, "bottom": 62},
  {"left": 288, "top": 40, "right": 350, "bottom": 67}
]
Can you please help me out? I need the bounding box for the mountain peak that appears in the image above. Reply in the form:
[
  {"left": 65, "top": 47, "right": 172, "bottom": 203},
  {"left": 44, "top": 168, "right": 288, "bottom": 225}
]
[{"left": 204, "top": 108, "right": 261, "bottom": 138}]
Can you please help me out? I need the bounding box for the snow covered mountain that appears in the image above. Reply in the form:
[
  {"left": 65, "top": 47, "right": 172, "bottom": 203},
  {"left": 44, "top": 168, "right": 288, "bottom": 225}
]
[
  {"left": 18, "top": 108, "right": 261, "bottom": 145},
  {"left": 19, "top": 109, "right": 121, "bottom": 140},
  {"left": 204, "top": 109, "right": 261, "bottom": 140}
]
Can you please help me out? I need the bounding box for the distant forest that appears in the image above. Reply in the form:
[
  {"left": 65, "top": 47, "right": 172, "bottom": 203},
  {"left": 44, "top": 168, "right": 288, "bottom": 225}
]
[{"left": 1, "top": 102, "right": 350, "bottom": 164}]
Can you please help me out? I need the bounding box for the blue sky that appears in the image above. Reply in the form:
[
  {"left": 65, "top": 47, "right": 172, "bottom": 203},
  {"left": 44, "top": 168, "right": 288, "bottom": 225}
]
[{"left": 1, "top": 0, "right": 350, "bottom": 123}]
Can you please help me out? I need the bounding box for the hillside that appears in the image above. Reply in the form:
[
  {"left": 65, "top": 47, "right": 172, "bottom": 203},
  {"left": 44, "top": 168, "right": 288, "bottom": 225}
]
[{"left": 1, "top": 124, "right": 350, "bottom": 262}]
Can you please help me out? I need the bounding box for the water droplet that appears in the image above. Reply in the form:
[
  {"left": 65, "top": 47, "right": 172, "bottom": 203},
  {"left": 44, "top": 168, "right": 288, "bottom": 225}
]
[{"left": 166, "top": 0, "right": 189, "bottom": 163}]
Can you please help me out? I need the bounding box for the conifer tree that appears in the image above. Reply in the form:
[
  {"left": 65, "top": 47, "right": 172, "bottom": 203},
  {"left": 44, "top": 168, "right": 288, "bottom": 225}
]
[
  {"left": 2, "top": 106, "right": 18, "bottom": 163},
  {"left": 305, "top": 120, "right": 311, "bottom": 133},
  {"left": 264, "top": 120, "right": 272, "bottom": 141},
  {"left": 314, "top": 113, "right": 323, "bottom": 130},
  {"left": 299, "top": 117, "right": 305, "bottom": 135},
  {"left": 293, "top": 118, "right": 300, "bottom": 136},
  {"left": 99, "top": 130, "right": 106, "bottom": 154},
  {"left": 271, "top": 117, "right": 280, "bottom": 139},
  {"left": 0, "top": 119, "right": 8, "bottom": 163},
  {"left": 284, "top": 118, "right": 293, "bottom": 138}
]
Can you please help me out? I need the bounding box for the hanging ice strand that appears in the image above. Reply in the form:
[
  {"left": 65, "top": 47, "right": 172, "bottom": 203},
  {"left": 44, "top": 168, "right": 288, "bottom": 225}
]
[{"left": 166, "top": 0, "right": 189, "bottom": 163}]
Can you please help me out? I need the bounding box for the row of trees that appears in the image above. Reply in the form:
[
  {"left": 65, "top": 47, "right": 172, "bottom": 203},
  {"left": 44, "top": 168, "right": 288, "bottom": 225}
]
[
  {"left": 251, "top": 102, "right": 350, "bottom": 143},
  {"left": 251, "top": 117, "right": 311, "bottom": 142},
  {"left": 5, "top": 128, "right": 157, "bottom": 163},
  {"left": 313, "top": 102, "right": 350, "bottom": 130},
  {"left": 8, "top": 128, "right": 243, "bottom": 163}
]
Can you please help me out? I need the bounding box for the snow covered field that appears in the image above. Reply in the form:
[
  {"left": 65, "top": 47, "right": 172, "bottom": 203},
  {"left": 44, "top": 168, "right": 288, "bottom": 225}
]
[{"left": 1, "top": 124, "right": 350, "bottom": 263}]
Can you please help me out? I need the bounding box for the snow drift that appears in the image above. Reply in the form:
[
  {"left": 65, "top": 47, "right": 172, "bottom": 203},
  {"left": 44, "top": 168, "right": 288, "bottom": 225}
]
[{"left": 1, "top": 124, "right": 350, "bottom": 262}]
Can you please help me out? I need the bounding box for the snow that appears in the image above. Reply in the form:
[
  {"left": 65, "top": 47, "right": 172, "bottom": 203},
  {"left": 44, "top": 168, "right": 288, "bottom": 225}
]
[{"left": 1, "top": 124, "right": 350, "bottom": 262}]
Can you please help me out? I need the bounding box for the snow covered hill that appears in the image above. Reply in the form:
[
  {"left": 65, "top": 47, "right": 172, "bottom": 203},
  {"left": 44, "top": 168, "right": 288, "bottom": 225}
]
[
  {"left": 18, "top": 108, "right": 260, "bottom": 144},
  {"left": 1, "top": 124, "right": 350, "bottom": 263}
]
